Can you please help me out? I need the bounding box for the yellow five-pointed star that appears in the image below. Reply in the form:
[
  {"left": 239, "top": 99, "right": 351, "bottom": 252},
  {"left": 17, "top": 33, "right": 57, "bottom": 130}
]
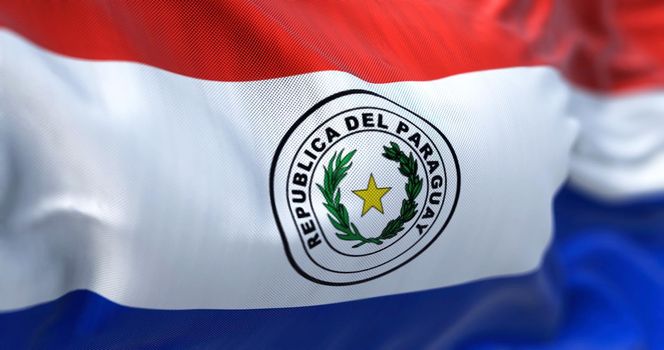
[{"left": 352, "top": 174, "right": 391, "bottom": 216}]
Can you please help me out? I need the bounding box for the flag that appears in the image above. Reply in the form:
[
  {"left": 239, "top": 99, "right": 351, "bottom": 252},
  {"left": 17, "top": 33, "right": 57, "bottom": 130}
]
[{"left": 0, "top": 1, "right": 662, "bottom": 348}]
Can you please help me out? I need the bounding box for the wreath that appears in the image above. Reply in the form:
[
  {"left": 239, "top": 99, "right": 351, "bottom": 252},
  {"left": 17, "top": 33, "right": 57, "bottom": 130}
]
[{"left": 316, "top": 142, "right": 422, "bottom": 248}]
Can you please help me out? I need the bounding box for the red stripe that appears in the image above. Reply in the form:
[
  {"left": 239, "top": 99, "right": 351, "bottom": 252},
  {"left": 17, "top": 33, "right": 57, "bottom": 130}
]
[{"left": 1, "top": 1, "right": 663, "bottom": 92}]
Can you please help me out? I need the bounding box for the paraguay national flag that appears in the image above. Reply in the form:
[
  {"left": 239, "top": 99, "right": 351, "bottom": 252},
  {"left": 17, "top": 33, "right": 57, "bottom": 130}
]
[{"left": 0, "top": 1, "right": 663, "bottom": 349}]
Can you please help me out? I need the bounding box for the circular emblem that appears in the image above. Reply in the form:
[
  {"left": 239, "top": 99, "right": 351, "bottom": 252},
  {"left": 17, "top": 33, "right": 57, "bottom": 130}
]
[{"left": 270, "top": 90, "right": 460, "bottom": 285}]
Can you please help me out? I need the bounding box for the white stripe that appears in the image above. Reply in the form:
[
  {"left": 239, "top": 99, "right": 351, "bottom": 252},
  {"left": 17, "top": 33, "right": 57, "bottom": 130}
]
[
  {"left": 0, "top": 30, "right": 577, "bottom": 310},
  {"left": 569, "top": 90, "right": 664, "bottom": 200}
]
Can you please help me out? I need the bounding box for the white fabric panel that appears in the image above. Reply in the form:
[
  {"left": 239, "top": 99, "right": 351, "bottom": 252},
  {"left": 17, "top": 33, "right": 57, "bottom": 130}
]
[{"left": 569, "top": 90, "right": 664, "bottom": 200}]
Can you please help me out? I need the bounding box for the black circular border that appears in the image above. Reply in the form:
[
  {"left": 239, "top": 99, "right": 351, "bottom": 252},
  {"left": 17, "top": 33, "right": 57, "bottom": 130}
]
[{"left": 270, "top": 89, "right": 461, "bottom": 286}]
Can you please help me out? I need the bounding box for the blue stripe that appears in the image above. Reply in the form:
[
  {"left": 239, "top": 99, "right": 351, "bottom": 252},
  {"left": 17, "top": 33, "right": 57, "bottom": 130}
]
[
  {"left": 1, "top": 186, "right": 662, "bottom": 349},
  {"left": 0, "top": 263, "right": 562, "bottom": 349}
]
